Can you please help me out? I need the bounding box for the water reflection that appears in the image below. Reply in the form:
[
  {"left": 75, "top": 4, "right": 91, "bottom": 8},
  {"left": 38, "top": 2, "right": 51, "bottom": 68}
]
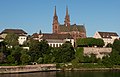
[
  {"left": 56, "top": 71, "right": 120, "bottom": 77},
  {"left": 0, "top": 72, "right": 56, "bottom": 77},
  {"left": 0, "top": 71, "right": 120, "bottom": 77}
]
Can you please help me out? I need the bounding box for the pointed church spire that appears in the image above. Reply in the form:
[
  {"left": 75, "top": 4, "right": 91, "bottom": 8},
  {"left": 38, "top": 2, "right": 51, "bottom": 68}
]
[
  {"left": 53, "top": 6, "right": 59, "bottom": 33},
  {"left": 54, "top": 6, "right": 57, "bottom": 16},
  {"left": 66, "top": 6, "right": 69, "bottom": 17},
  {"left": 39, "top": 30, "right": 42, "bottom": 35},
  {"left": 64, "top": 6, "right": 70, "bottom": 27}
]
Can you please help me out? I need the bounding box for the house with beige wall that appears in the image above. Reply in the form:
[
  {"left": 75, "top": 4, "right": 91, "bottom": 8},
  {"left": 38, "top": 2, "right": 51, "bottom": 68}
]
[
  {"left": 93, "top": 31, "right": 119, "bottom": 46},
  {"left": 0, "top": 29, "right": 27, "bottom": 45}
]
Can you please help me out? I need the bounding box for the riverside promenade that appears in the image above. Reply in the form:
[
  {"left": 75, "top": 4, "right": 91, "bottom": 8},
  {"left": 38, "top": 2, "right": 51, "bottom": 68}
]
[{"left": 0, "top": 64, "right": 56, "bottom": 74}]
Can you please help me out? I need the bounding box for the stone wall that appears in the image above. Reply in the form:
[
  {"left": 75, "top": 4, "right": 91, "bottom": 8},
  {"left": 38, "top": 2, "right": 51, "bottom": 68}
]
[
  {"left": 83, "top": 47, "right": 112, "bottom": 58},
  {"left": 0, "top": 64, "right": 56, "bottom": 74}
]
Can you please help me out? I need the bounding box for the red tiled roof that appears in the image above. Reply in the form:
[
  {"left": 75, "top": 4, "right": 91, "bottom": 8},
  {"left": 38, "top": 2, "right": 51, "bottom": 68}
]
[{"left": 32, "top": 33, "right": 39, "bottom": 38}]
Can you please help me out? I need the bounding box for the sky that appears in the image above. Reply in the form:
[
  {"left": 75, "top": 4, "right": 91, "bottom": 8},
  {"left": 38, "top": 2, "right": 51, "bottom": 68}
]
[{"left": 0, "top": 0, "right": 120, "bottom": 37}]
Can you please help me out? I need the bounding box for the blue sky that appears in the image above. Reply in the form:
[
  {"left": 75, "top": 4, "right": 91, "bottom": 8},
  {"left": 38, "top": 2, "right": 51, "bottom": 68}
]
[{"left": 0, "top": 0, "right": 120, "bottom": 36}]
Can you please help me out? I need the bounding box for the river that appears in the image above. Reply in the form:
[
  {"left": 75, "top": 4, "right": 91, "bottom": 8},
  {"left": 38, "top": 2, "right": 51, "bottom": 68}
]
[{"left": 0, "top": 71, "right": 120, "bottom": 77}]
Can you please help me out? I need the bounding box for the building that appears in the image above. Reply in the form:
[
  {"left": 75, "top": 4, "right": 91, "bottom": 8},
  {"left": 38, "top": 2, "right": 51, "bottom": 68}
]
[
  {"left": 0, "top": 36, "right": 3, "bottom": 42},
  {"left": 52, "top": 6, "right": 86, "bottom": 42},
  {"left": 32, "top": 33, "right": 74, "bottom": 47},
  {"left": 93, "top": 31, "right": 119, "bottom": 46},
  {"left": 0, "top": 29, "right": 27, "bottom": 45}
]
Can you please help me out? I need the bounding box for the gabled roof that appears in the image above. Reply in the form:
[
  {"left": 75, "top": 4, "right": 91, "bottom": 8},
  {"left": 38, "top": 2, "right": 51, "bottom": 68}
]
[
  {"left": 98, "top": 31, "right": 118, "bottom": 38},
  {"left": 59, "top": 24, "right": 86, "bottom": 32},
  {"left": 41, "top": 33, "right": 73, "bottom": 39},
  {"left": 1, "top": 29, "right": 27, "bottom": 35}
]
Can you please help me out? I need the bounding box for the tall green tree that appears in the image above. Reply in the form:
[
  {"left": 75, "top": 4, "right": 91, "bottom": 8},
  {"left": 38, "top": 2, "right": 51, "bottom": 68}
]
[
  {"left": 55, "top": 41, "right": 75, "bottom": 63},
  {"left": 113, "top": 39, "right": 120, "bottom": 51},
  {"left": 11, "top": 46, "right": 22, "bottom": 64},
  {"left": 4, "top": 33, "right": 19, "bottom": 47},
  {"left": 20, "top": 53, "right": 31, "bottom": 65},
  {"left": 75, "top": 47, "right": 84, "bottom": 63}
]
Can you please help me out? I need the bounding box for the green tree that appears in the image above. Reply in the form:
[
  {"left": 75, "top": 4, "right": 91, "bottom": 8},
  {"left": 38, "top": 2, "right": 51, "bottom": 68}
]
[
  {"left": 28, "top": 39, "right": 40, "bottom": 62},
  {"left": 102, "top": 56, "right": 114, "bottom": 68},
  {"left": 11, "top": 46, "right": 22, "bottom": 64},
  {"left": 109, "top": 49, "right": 120, "bottom": 65},
  {"left": 56, "top": 41, "right": 75, "bottom": 63},
  {"left": 0, "top": 52, "right": 4, "bottom": 63},
  {"left": 83, "top": 54, "right": 97, "bottom": 63},
  {"left": 0, "top": 41, "right": 7, "bottom": 53},
  {"left": 29, "top": 39, "right": 50, "bottom": 62},
  {"left": 39, "top": 40, "right": 50, "bottom": 55},
  {"left": 29, "top": 39, "right": 40, "bottom": 52},
  {"left": 7, "top": 55, "right": 15, "bottom": 64},
  {"left": 113, "top": 39, "right": 120, "bottom": 51},
  {"left": 20, "top": 54, "right": 31, "bottom": 65},
  {"left": 4, "top": 33, "right": 19, "bottom": 47},
  {"left": 77, "top": 38, "right": 104, "bottom": 47},
  {"left": 75, "top": 47, "right": 84, "bottom": 63},
  {"left": 106, "top": 43, "right": 113, "bottom": 47}
]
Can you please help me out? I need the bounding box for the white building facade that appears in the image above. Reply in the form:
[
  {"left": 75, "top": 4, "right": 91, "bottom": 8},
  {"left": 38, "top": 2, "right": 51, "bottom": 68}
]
[
  {"left": 0, "top": 29, "right": 27, "bottom": 45},
  {"left": 32, "top": 33, "right": 74, "bottom": 47},
  {"left": 18, "top": 35, "right": 27, "bottom": 45},
  {"left": 93, "top": 31, "right": 119, "bottom": 46}
]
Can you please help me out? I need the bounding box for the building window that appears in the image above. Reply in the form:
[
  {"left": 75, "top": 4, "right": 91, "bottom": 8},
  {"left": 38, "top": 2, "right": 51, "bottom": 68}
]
[
  {"left": 50, "top": 44, "right": 52, "bottom": 47},
  {"left": 56, "top": 44, "right": 58, "bottom": 47},
  {"left": 55, "top": 26, "right": 57, "bottom": 29},
  {"left": 53, "top": 44, "right": 55, "bottom": 47}
]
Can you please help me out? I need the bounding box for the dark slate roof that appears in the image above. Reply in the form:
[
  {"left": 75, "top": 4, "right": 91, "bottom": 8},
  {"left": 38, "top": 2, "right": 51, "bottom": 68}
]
[
  {"left": 98, "top": 31, "right": 118, "bottom": 38},
  {"left": 1, "top": 29, "right": 27, "bottom": 34},
  {"left": 41, "top": 33, "right": 73, "bottom": 39},
  {"left": 59, "top": 24, "right": 86, "bottom": 32}
]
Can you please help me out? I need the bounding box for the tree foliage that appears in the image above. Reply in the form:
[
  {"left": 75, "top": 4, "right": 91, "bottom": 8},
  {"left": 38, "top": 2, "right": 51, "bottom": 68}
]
[
  {"left": 54, "top": 41, "right": 75, "bottom": 63},
  {"left": 76, "top": 38, "right": 104, "bottom": 47},
  {"left": 4, "top": 33, "right": 19, "bottom": 47},
  {"left": 20, "top": 54, "right": 31, "bottom": 65}
]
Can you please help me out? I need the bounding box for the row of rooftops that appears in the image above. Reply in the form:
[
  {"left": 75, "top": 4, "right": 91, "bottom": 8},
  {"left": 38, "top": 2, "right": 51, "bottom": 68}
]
[{"left": 0, "top": 29, "right": 119, "bottom": 39}]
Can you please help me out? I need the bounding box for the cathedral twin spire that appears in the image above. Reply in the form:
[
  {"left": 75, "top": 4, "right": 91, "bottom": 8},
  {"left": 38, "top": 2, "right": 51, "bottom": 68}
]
[
  {"left": 53, "top": 6, "right": 70, "bottom": 27},
  {"left": 53, "top": 6, "right": 70, "bottom": 33},
  {"left": 64, "top": 6, "right": 70, "bottom": 27}
]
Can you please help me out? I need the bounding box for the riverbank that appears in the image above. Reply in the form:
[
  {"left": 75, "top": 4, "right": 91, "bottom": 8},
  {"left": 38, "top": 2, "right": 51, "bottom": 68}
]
[
  {"left": 61, "top": 68, "right": 120, "bottom": 71},
  {"left": 1, "top": 64, "right": 120, "bottom": 74},
  {"left": 0, "top": 64, "right": 56, "bottom": 74}
]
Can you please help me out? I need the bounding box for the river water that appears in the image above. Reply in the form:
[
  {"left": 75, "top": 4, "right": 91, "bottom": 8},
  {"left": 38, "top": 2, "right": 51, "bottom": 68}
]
[{"left": 0, "top": 71, "right": 120, "bottom": 77}]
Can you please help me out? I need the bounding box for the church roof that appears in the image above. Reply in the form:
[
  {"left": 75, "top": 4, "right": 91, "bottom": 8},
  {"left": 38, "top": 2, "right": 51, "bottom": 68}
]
[
  {"left": 98, "top": 31, "right": 118, "bottom": 38},
  {"left": 59, "top": 24, "right": 86, "bottom": 32}
]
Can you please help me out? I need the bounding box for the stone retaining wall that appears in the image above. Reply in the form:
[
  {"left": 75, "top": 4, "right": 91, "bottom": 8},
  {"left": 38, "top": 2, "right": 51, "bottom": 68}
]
[
  {"left": 0, "top": 64, "right": 56, "bottom": 74},
  {"left": 83, "top": 47, "right": 112, "bottom": 58}
]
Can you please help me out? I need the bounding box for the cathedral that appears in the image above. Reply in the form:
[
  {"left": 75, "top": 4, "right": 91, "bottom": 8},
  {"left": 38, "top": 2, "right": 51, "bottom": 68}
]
[{"left": 52, "top": 6, "right": 86, "bottom": 41}]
